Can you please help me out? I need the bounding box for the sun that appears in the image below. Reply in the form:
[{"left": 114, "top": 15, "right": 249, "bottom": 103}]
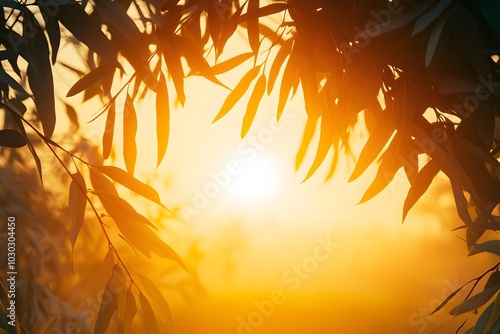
[{"left": 227, "top": 156, "right": 280, "bottom": 203}]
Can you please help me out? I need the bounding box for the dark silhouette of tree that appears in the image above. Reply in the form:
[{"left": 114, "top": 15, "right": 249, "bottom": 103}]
[{"left": 0, "top": 0, "right": 499, "bottom": 333}]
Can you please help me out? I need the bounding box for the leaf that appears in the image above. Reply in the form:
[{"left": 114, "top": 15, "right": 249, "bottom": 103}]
[
  {"left": 359, "top": 135, "right": 405, "bottom": 204},
  {"left": 471, "top": 301, "right": 494, "bottom": 334},
  {"left": 69, "top": 171, "right": 87, "bottom": 249},
  {"left": 295, "top": 116, "right": 318, "bottom": 170},
  {"left": 412, "top": 0, "right": 455, "bottom": 36},
  {"left": 217, "top": 4, "right": 247, "bottom": 57},
  {"left": 0, "top": 65, "right": 28, "bottom": 95},
  {"left": 210, "top": 52, "right": 254, "bottom": 75},
  {"left": 102, "top": 101, "right": 116, "bottom": 160},
  {"left": 485, "top": 272, "right": 500, "bottom": 291},
  {"left": 38, "top": 315, "right": 58, "bottom": 334},
  {"left": 213, "top": 65, "right": 261, "bottom": 123},
  {"left": 18, "top": 12, "right": 56, "bottom": 138},
  {"left": 425, "top": 13, "right": 449, "bottom": 68},
  {"left": 239, "top": 3, "right": 287, "bottom": 22},
  {"left": 0, "top": 129, "right": 26, "bottom": 148},
  {"left": 138, "top": 293, "right": 160, "bottom": 334},
  {"left": 349, "top": 108, "right": 395, "bottom": 182},
  {"left": 67, "top": 65, "right": 115, "bottom": 97},
  {"left": 247, "top": 0, "right": 260, "bottom": 54},
  {"left": 89, "top": 167, "right": 118, "bottom": 196},
  {"left": 277, "top": 50, "right": 299, "bottom": 120},
  {"left": 92, "top": 191, "right": 158, "bottom": 230},
  {"left": 119, "top": 289, "right": 136, "bottom": 334},
  {"left": 92, "top": 249, "right": 115, "bottom": 301},
  {"left": 156, "top": 73, "right": 170, "bottom": 166},
  {"left": 173, "top": 35, "right": 226, "bottom": 88},
  {"left": 39, "top": 3, "right": 61, "bottom": 65},
  {"left": 138, "top": 275, "right": 172, "bottom": 325},
  {"left": 94, "top": 277, "right": 118, "bottom": 334},
  {"left": 402, "top": 159, "right": 440, "bottom": 221},
  {"left": 268, "top": 38, "right": 294, "bottom": 95},
  {"left": 57, "top": 2, "right": 118, "bottom": 64},
  {"left": 451, "top": 285, "right": 500, "bottom": 316},
  {"left": 10, "top": 115, "right": 42, "bottom": 183},
  {"left": 430, "top": 282, "right": 467, "bottom": 315},
  {"left": 123, "top": 94, "right": 137, "bottom": 176},
  {"left": 241, "top": 73, "right": 266, "bottom": 138},
  {"left": 471, "top": 241, "right": 500, "bottom": 257},
  {"left": 163, "top": 45, "right": 185, "bottom": 106},
  {"left": 92, "top": 165, "right": 164, "bottom": 207}
]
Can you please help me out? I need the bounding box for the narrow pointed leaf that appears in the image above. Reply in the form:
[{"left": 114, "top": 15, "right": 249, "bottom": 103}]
[
  {"left": 295, "top": 116, "right": 318, "bottom": 170},
  {"left": 69, "top": 171, "right": 87, "bottom": 249},
  {"left": 102, "top": 101, "right": 116, "bottom": 160},
  {"left": 123, "top": 94, "right": 137, "bottom": 176},
  {"left": 138, "top": 293, "right": 160, "bottom": 334},
  {"left": 92, "top": 165, "right": 164, "bottom": 207},
  {"left": 163, "top": 46, "right": 185, "bottom": 106},
  {"left": 268, "top": 38, "right": 294, "bottom": 95},
  {"left": 211, "top": 52, "right": 254, "bottom": 75},
  {"left": 277, "top": 50, "right": 299, "bottom": 120},
  {"left": 247, "top": 0, "right": 260, "bottom": 54},
  {"left": 213, "top": 65, "right": 261, "bottom": 123},
  {"left": 94, "top": 277, "right": 118, "bottom": 334},
  {"left": 471, "top": 301, "right": 494, "bottom": 334},
  {"left": 156, "top": 73, "right": 170, "bottom": 166},
  {"left": 239, "top": 3, "right": 287, "bottom": 22},
  {"left": 349, "top": 109, "right": 395, "bottom": 182},
  {"left": 138, "top": 275, "right": 172, "bottom": 325},
  {"left": 402, "top": 159, "right": 440, "bottom": 221},
  {"left": 67, "top": 65, "right": 115, "bottom": 97},
  {"left": 451, "top": 286, "right": 500, "bottom": 316},
  {"left": 241, "top": 73, "right": 266, "bottom": 138}
]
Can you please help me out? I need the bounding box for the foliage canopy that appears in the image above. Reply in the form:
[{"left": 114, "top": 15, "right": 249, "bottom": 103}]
[{"left": 1, "top": 0, "right": 500, "bottom": 333}]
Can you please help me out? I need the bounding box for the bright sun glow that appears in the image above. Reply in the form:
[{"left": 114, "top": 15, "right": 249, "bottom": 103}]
[{"left": 227, "top": 157, "right": 279, "bottom": 202}]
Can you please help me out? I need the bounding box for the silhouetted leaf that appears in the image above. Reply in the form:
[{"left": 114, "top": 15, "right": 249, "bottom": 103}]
[
  {"left": 277, "top": 50, "right": 299, "bottom": 120},
  {"left": 69, "top": 171, "right": 87, "bottom": 249},
  {"left": 425, "top": 13, "right": 449, "bottom": 68},
  {"left": 120, "top": 289, "right": 136, "bottom": 334},
  {"left": 163, "top": 45, "right": 185, "bottom": 106},
  {"left": 412, "top": 0, "right": 454, "bottom": 36},
  {"left": 295, "top": 116, "right": 317, "bottom": 170},
  {"left": 67, "top": 65, "right": 115, "bottom": 97},
  {"left": 38, "top": 315, "right": 58, "bottom": 334},
  {"left": 248, "top": 0, "right": 260, "bottom": 54},
  {"left": 138, "top": 274, "right": 172, "bottom": 325},
  {"left": 93, "top": 191, "right": 158, "bottom": 230},
  {"left": 303, "top": 113, "right": 336, "bottom": 182},
  {"left": 430, "top": 283, "right": 467, "bottom": 315},
  {"left": 0, "top": 66, "right": 27, "bottom": 95},
  {"left": 57, "top": 2, "right": 118, "bottom": 64},
  {"left": 213, "top": 65, "right": 261, "bottom": 123},
  {"left": 94, "top": 277, "right": 118, "bottom": 334},
  {"left": 485, "top": 272, "right": 500, "bottom": 291},
  {"left": 138, "top": 293, "right": 160, "bottom": 334},
  {"left": 92, "top": 249, "right": 115, "bottom": 304},
  {"left": 268, "top": 38, "right": 294, "bottom": 95},
  {"left": 173, "top": 35, "right": 226, "bottom": 88},
  {"left": 102, "top": 101, "right": 116, "bottom": 160},
  {"left": 471, "top": 301, "right": 494, "bottom": 334},
  {"left": 156, "top": 73, "right": 170, "bottom": 166},
  {"left": 471, "top": 240, "right": 500, "bottom": 257},
  {"left": 123, "top": 94, "right": 137, "bottom": 175},
  {"left": 217, "top": 4, "right": 247, "bottom": 57},
  {"left": 89, "top": 166, "right": 119, "bottom": 196},
  {"left": 451, "top": 286, "right": 500, "bottom": 316},
  {"left": 349, "top": 108, "right": 395, "bottom": 182},
  {"left": 0, "top": 129, "right": 26, "bottom": 148},
  {"left": 402, "top": 159, "right": 440, "bottom": 221},
  {"left": 239, "top": 3, "right": 287, "bottom": 22},
  {"left": 92, "top": 165, "right": 164, "bottom": 207},
  {"left": 241, "top": 73, "right": 266, "bottom": 138},
  {"left": 211, "top": 52, "right": 254, "bottom": 75}
]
